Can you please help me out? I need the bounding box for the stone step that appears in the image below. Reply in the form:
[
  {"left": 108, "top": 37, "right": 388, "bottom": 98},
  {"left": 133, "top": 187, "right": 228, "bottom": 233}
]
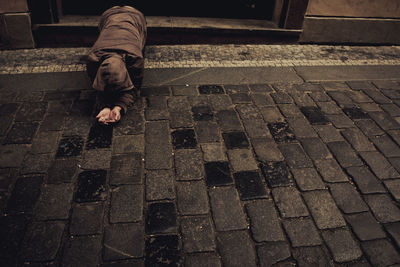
[{"left": 32, "top": 16, "right": 302, "bottom": 47}]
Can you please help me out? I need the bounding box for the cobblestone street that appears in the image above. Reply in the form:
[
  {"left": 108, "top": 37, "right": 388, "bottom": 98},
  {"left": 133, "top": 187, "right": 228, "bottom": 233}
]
[{"left": 0, "top": 45, "right": 400, "bottom": 266}]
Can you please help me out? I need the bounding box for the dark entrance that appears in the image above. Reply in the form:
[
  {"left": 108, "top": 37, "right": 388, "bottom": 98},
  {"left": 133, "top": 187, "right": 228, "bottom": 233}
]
[{"left": 61, "top": 0, "right": 276, "bottom": 20}]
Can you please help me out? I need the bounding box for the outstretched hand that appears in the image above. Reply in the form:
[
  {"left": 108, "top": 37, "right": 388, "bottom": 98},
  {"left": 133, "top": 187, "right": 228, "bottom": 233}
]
[{"left": 96, "top": 107, "right": 122, "bottom": 125}]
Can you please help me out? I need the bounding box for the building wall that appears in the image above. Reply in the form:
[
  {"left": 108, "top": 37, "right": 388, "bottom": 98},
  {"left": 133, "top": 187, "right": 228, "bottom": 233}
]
[{"left": 300, "top": 0, "right": 400, "bottom": 44}]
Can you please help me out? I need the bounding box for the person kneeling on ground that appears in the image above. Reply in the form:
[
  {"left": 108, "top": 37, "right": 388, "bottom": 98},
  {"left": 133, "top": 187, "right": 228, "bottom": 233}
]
[{"left": 86, "top": 5, "right": 147, "bottom": 125}]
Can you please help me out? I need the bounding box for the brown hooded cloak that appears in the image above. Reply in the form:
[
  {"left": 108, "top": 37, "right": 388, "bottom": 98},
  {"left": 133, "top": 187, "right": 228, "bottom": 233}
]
[{"left": 86, "top": 6, "right": 147, "bottom": 114}]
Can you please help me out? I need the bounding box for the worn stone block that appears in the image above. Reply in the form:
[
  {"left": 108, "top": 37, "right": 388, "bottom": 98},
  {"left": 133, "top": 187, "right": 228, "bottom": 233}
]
[
  {"left": 31, "top": 131, "right": 60, "bottom": 154},
  {"left": 354, "top": 119, "right": 384, "bottom": 137},
  {"left": 34, "top": 184, "right": 73, "bottom": 220},
  {"left": 345, "top": 212, "right": 386, "bottom": 241},
  {"left": 216, "top": 109, "right": 243, "bottom": 131},
  {"left": 251, "top": 93, "right": 275, "bottom": 107},
  {"left": 268, "top": 121, "right": 296, "bottom": 142},
  {"left": 70, "top": 203, "right": 104, "bottom": 235},
  {"left": 234, "top": 171, "right": 267, "bottom": 200},
  {"left": 47, "top": 158, "right": 78, "bottom": 184},
  {"left": 303, "top": 190, "right": 346, "bottom": 229},
  {"left": 75, "top": 170, "right": 107, "bottom": 203},
  {"left": 326, "top": 114, "right": 355, "bottom": 128},
  {"left": 185, "top": 253, "right": 222, "bottom": 267},
  {"left": 56, "top": 136, "right": 84, "bottom": 158},
  {"left": 103, "top": 223, "right": 144, "bottom": 261},
  {"left": 260, "top": 106, "right": 285, "bottom": 122},
  {"left": 230, "top": 93, "right": 251, "bottom": 104},
  {"left": 146, "top": 170, "right": 175, "bottom": 201},
  {"left": 15, "top": 102, "right": 47, "bottom": 122},
  {"left": 7, "top": 174, "right": 43, "bottom": 213},
  {"left": 81, "top": 149, "right": 112, "bottom": 170},
  {"left": 198, "top": 85, "right": 225, "bottom": 94},
  {"left": 209, "top": 94, "right": 233, "bottom": 111},
  {"left": 112, "top": 135, "right": 144, "bottom": 154},
  {"left": 227, "top": 149, "right": 258, "bottom": 172},
  {"left": 194, "top": 121, "right": 220, "bottom": 143},
  {"left": 329, "top": 183, "right": 369, "bottom": 214},
  {"left": 271, "top": 92, "right": 293, "bottom": 104},
  {"left": 20, "top": 153, "right": 53, "bottom": 174},
  {"left": 279, "top": 143, "right": 313, "bottom": 168},
  {"left": 176, "top": 181, "right": 209, "bottom": 215},
  {"left": 242, "top": 118, "right": 272, "bottom": 139},
  {"left": 171, "top": 129, "right": 197, "bottom": 149},
  {"left": 384, "top": 179, "right": 400, "bottom": 201},
  {"left": 321, "top": 229, "right": 362, "bottom": 263},
  {"left": 222, "top": 131, "right": 249, "bottom": 149},
  {"left": 174, "top": 149, "right": 204, "bottom": 180},
  {"left": 110, "top": 185, "right": 143, "bottom": 223},
  {"left": 191, "top": 106, "right": 213, "bottom": 121},
  {"left": 204, "top": 162, "right": 233, "bottom": 186},
  {"left": 181, "top": 216, "right": 215, "bottom": 253},
  {"left": 259, "top": 161, "right": 292, "bottom": 187},
  {"left": 365, "top": 194, "right": 400, "bottom": 223},
  {"left": 361, "top": 239, "right": 400, "bottom": 267},
  {"left": 292, "top": 246, "right": 331, "bottom": 267},
  {"left": 216, "top": 231, "right": 257, "bottom": 267},
  {"left": 209, "top": 186, "right": 247, "bottom": 231},
  {"left": 370, "top": 134, "right": 400, "bottom": 158},
  {"left": 62, "top": 235, "right": 102, "bottom": 267},
  {"left": 313, "top": 124, "right": 344, "bottom": 142},
  {"left": 200, "top": 143, "right": 227, "bottom": 162},
  {"left": 283, "top": 218, "right": 322, "bottom": 247},
  {"left": 360, "top": 151, "right": 400, "bottom": 179},
  {"left": 300, "top": 137, "right": 332, "bottom": 160},
  {"left": 4, "top": 122, "right": 39, "bottom": 144},
  {"left": 257, "top": 242, "right": 291, "bottom": 266},
  {"left": 86, "top": 123, "right": 113, "bottom": 150},
  {"left": 317, "top": 101, "right": 342, "bottom": 115},
  {"left": 369, "top": 111, "right": 400, "bottom": 130},
  {"left": 146, "top": 202, "right": 177, "bottom": 234},
  {"left": 145, "top": 121, "right": 169, "bottom": 144},
  {"left": 0, "top": 214, "right": 31, "bottom": 259},
  {"left": 362, "top": 88, "right": 391, "bottom": 104},
  {"left": 341, "top": 127, "right": 375, "bottom": 152},
  {"left": 272, "top": 187, "right": 309, "bottom": 218},
  {"left": 145, "top": 143, "right": 172, "bottom": 170},
  {"left": 300, "top": 106, "right": 329, "bottom": 125},
  {"left": 246, "top": 200, "right": 285, "bottom": 242},
  {"left": 314, "top": 158, "right": 348, "bottom": 182},
  {"left": 145, "top": 235, "right": 181, "bottom": 267},
  {"left": 169, "top": 111, "right": 193, "bottom": 128},
  {"left": 286, "top": 117, "right": 318, "bottom": 138},
  {"left": 291, "top": 168, "right": 326, "bottom": 191},
  {"left": 346, "top": 166, "right": 386, "bottom": 194},
  {"left": 252, "top": 138, "right": 284, "bottom": 162},
  {"left": 327, "top": 141, "right": 363, "bottom": 168},
  {"left": 172, "top": 85, "right": 198, "bottom": 96}
]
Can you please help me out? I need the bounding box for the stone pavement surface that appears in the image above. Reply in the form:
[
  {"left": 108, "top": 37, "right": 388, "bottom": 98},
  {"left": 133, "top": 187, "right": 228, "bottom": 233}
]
[{"left": 0, "top": 45, "right": 400, "bottom": 266}]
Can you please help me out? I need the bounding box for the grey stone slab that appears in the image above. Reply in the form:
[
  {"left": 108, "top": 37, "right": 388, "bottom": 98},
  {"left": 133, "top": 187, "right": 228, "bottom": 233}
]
[
  {"left": 63, "top": 116, "right": 92, "bottom": 137},
  {"left": 329, "top": 183, "right": 369, "bottom": 214},
  {"left": 112, "top": 135, "right": 144, "bottom": 154},
  {"left": 209, "top": 186, "right": 247, "bottom": 231},
  {"left": 362, "top": 88, "right": 392, "bottom": 104},
  {"left": 172, "top": 85, "right": 198, "bottom": 96},
  {"left": 309, "top": 91, "right": 331, "bottom": 102},
  {"left": 327, "top": 91, "right": 355, "bottom": 107},
  {"left": 345, "top": 212, "right": 386, "bottom": 241},
  {"left": 271, "top": 92, "right": 293, "bottom": 104},
  {"left": 362, "top": 239, "right": 400, "bottom": 267},
  {"left": 279, "top": 143, "right": 313, "bottom": 168},
  {"left": 70, "top": 203, "right": 104, "bottom": 235},
  {"left": 201, "top": 143, "right": 227, "bottom": 162},
  {"left": 249, "top": 84, "right": 274, "bottom": 93},
  {"left": 185, "top": 253, "right": 222, "bottom": 267},
  {"left": 360, "top": 151, "right": 400, "bottom": 179},
  {"left": 174, "top": 149, "right": 204, "bottom": 180},
  {"left": 61, "top": 235, "right": 102, "bottom": 267},
  {"left": 110, "top": 185, "right": 143, "bottom": 223},
  {"left": 291, "top": 168, "right": 326, "bottom": 191},
  {"left": 295, "top": 65, "right": 400, "bottom": 82},
  {"left": 235, "top": 104, "right": 263, "bottom": 121},
  {"left": 389, "top": 129, "right": 400, "bottom": 147},
  {"left": 272, "top": 187, "right": 309, "bottom": 218},
  {"left": 227, "top": 149, "right": 258, "bottom": 172},
  {"left": 289, "top": 91, "right": 316, "bottom": 107},
  {"left": 373, "top": 80, "right": 400, "bottom": 90},
  {"left": 251, "top": 93, "right": 275, "bottom": 107},
  {"left": 246, "top": 200, "right": 285, "bottom": 242},
  {"left": 347, "top": 90, "right": 373, "bottom": 103},
  {"left": 81, "top": 149, "right": 112, "bottom": 170},
  {"left": 370, "top": 134, "right": 400, "bottom": 158},
  {"left": 354, "top": 119, "right": 385, "bottom": 136},
  {"left": 216, "top": 109, "right": 243, "bottom": 132},
  {"left": 47, "top": 158, "right": 78, "bottom": 184},
  {"left": 341, "top": 128, "right": 375, "bottom": 152},
  {"left": 300, "top": 137, "right": 332, "bottom": 160},
  {"left": 346, "top": 81, "right": 376, "bottom": 91},
  {"left": 216, "top": 231, "right": 257, "bottom": 267},
  {"left": 176, "top": 181, "right": 209, "bottom": 215},
  {"left": 359, "top": 102, "right": 382, "bottom": 112},
  {"left": 169, "top": 111, "right": 193, "bottom": 128},
  {"left": 321, "top": 229, "right": 362, "bottom": 263},
  {"left": 209, "top": 94, "right": 233, "bottom": 111},
  {"left": 384, "top": 179, "right": 400, "bottom": 201},
  {"left": 15, "top": 102, "right": 47, "bottom": 122},
  {"left": 230, "top": 93, "right": 251, "bottom": 104},
  {"left": 146, "top": 170, "right": 175, "bottom": 201},
  {"left": 283, "top": 218, "right": 322, "bottom": 247},
  {"left": 278, "top": 104, "right": 304, "bottom": 118},
  {"left": 194, "top": 121, "right": 220, "bottom": 143},
  {"left": 365, "top": 194, "right": 400, "bottom": 223},
  {"left": 326, "top": 114, "right": 355, "bottom": 128},
  {"left": 317, "top": 101, "right": 343, "bottom": 115},
  {"left": 303, "top": 190, "right": 346, "bottom": 229},
  {"left": 314, "top": 158, "right": 349, "bottom": 182},
  {"left": 321, "top": 81, "right": 351, "bottom": 91},
  {"left": 346, "top": 166, "right": 386, "bottom": 194},
  {"left": 242, "top": 118, "right": 272, "bottom": 139},
  {"left": 327, "top": 141, "right": 363, "bottom": 168},
  {"left": 143, "top": 67, "right": 303, "bottom": 86},
  {"left": 145, "top": 108, "right": 169, "bottom": 120},
  {"left": 103, "top": 223, "right": 144, "bottom": 261},
  {"left": 31, "top": 131, "right": 60, "bottom": 154},
  {"left": 181, "top": 216, "right": 215, "bottom": 253},
  {"left": 34, "top": 184, "right": 74, "bottom": 220},
  {"left": 386, "top": 222, "right": 400, "bottom": 248},
  {"left": 292, "top": 247, "right": 331, "bottom": 267},
  {"left": 145, "top": 143, "right": 172, "bottom": 170},
  {"left": 369, "top": 111, "right": 400, "bottom": 130},
  {"left": 4, "top": 121, "right": 39, "bottom": 144},
  {"left": 167, "top": 96, "right": 190, "bottom": 111},
  {"left": 145, "top": 121, "right": 170, "bottom": 144},
  {"left": 260, "top": 106, "right": 285, "bottom": 122},
  {"left": 252, "top": 138, "right": 284, "bottom": 162},
  {"left": 313, "top": 124, "right": 344, "bottom": 143},
  {"left": 381, "top": 103, "right": 400, "bottom": 117},
  {"left": 21, "top": 153, "right": 53, "bottom": 174},
  {"left": 257, "top": 242, "right": 291, "bottom": 267},
  {"left": 286, "top": 117, "right": 319, "bottom": 138},
  {"left": 22, "top": 221, "right": 65, "bottom": 262}
]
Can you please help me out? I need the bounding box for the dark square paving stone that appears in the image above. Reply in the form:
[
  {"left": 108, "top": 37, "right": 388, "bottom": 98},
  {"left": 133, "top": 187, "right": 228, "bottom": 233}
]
[
  {"left": 185, "top": 253, "right": 222, "bottom": 267},
  {"left": 103, "top": 223, "right": 144, "bottom": 261},
  {"left": 222, "top": 131, "right": 249, "bottom": 149},
  {"left": 34, "top": 184, "right": 74, "bottom": 220},
  {"left": 192, "top": 106, "right": 213, "bottom": 121},
  {"left": 4, "top": 122, "right": 39, "bottom": 144},
  {"left": 0, "top": 214, "right": 31, "bottom": 259},
  {"left": 259, "top": 161, "right": 292, "bottom": 187},
  {"left": 0, "top": 103, "right": 19, "bottom": 115},
  {"left": 171, "top": 129, "right": 197, "bottom": 149},
  {"left": 47, "top": 158, "right": 78, "bottom": 183},
  {"left": 75, "top": 170, "right": 107, "bottom": 203},
  {"left": 343, "top": 107, "right": 370, "bottom": 120},
  {"left": 300, "top": 106, "right": 329, "bottom": 125},
  {"left": 145, "top": 235, "right": 182, "bottom": 267},
  {"left": 345, "top": 212, "right": 386, "bottom": 241},
  {"left": 267, "top": 122, "right": 296, "bottom": 143},
  {"left": 70, "top": 203, "right": 104, "bottom": 235},
  {"left": 56, "top": 136, "right": 84, "bottom": 158},
  {"left": 7, "top": 175, "right": 43, "bottom": 213},
  {"left": 204, "top": 162, "right": 233, "bottom": 187},
  {"left": 21, "top": 221, "right": 65, "bottom": 262},
  {"left": 61, "top": 235, "right": 102, "bottom": 267},
  {"left": 346, "top": 166, "right": 385, "bottom": 194},
  {"left": 86, "top": 123, "right": 113, "bottom": 150},
  {"left": 321, "top": 229, "right": 362, "bottom": 263},
  {"left": 70, "top": 99, "right": 95, "bottom": 116},
  {"left": 361, "top": 239, "right": 400, "bottom": 267},
  {"left": 198, "top": 85, "right": 224, "bottom": 94},
  {"left": 141, "top": 86, "right": 170, "bottom": 96},
  {"left": 146, "top": 202, "right": 177, "bottom": 234},
  {"left": 233, "top": 171, "right": 267, "bottom": 200},
  {"left": 0, "top": 116, "right": 12, "bottom": 136}
]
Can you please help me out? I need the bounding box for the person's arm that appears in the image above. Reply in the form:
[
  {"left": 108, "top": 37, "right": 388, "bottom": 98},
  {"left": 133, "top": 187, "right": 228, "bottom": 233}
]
[{"left": 113, "top": 90, "right": 135, "bottom": 115}]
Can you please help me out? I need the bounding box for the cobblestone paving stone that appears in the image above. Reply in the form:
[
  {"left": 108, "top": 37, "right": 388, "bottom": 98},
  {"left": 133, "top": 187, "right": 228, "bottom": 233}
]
[
  {"left": 1, "top": 46, "right": 400, "bottom": 266},
  {"left": 0, "top": 45, "right": 400, "bottom": 73}
]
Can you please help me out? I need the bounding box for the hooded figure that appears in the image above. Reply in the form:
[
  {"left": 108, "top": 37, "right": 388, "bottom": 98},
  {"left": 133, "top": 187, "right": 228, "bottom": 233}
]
[{"left": 86, "top": 6, "right": 147, "bottom": 124}]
